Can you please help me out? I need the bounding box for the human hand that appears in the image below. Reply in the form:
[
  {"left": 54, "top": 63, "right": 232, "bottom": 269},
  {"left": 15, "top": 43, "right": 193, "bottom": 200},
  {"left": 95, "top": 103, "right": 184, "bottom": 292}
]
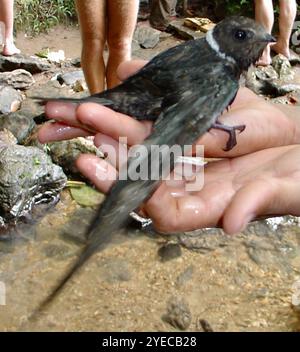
[{"left": 38, "top": 60, "right": 300, "bottom": 234}]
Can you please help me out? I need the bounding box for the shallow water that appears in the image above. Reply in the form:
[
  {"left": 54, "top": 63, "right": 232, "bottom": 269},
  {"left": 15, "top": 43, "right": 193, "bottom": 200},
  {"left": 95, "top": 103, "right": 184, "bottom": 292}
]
[{"left": 0, "top": 190, "right": 299, "bottom": 331}]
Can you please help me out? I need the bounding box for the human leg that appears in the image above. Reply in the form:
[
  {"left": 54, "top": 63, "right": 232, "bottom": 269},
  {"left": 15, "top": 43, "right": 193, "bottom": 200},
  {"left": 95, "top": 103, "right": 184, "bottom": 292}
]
[
  {"left": 106, "top": 0, "right": 139, "bottom": 88},
  {"left": 0, "top": 0, "right": 20, "bottom": 56},
  {"left": 254, "top": 0, "right": 274, "bottom": 65},
  {"left": 149, "top": 0, "right": 177, "bottom": 30},
  {"left": 75, "top": 0, "right": 107, "bottom": 94},
  {"left": 272, "top": 0, "right": 297, "bottom": 58}
]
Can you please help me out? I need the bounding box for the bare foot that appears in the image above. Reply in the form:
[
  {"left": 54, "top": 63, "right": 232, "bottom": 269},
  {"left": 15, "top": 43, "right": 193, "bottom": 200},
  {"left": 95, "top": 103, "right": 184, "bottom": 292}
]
[
  {"left": 2, "top": 41, "right": 21, "bottom": 56},
  {"left": 256, "top": 44, "right": 272, "bottom": 66},
  {"left": 271, "top": 40, "right": 290, "bottom": 59}
]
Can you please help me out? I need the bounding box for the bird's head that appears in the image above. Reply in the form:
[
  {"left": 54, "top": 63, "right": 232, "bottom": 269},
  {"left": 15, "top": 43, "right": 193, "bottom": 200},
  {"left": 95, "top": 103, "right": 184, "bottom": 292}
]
[{"left": 206, "top": 16, "right": 276, "bottom": 71}]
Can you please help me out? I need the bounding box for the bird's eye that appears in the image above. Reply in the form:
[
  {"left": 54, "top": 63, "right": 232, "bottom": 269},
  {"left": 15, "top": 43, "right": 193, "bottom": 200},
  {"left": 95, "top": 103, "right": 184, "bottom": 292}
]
[{"left": 234, "top": 29, "right": 247, "bottom": 41}]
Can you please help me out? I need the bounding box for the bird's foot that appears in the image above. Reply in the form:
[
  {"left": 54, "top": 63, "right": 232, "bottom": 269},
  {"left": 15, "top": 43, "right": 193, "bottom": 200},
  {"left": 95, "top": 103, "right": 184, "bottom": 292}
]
[{"left": 211, "top": 122, "right": 245, "bottom": 151}]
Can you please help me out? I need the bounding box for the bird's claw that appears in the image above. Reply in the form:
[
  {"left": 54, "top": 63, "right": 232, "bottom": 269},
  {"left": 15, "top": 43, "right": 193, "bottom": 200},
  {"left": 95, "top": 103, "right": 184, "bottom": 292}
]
[{"left": 211, "top": 122, "right": 246, "bottom": 151}]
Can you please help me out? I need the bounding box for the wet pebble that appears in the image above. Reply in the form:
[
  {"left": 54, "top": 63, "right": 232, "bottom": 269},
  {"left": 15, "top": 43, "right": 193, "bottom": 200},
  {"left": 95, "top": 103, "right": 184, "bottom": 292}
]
[
  {"left": 178, "top": 229, "right": 227, "bottom": 253},
  {"left": 158, "top": 243, "right": 182, "bottom": 262},
  {"left": 57, "top": 70, "right": 85, "bottom": 86},
  {"left": 162, "top": 296, "right": 192, "bottom": 330},
  {"left": 99, "top": 258, "right": 132, "bottom": 283},
  {"left": 0, "top": 85, "right": 22, "bottom": 114},
  {"left": 175, "top": 265, "right": 194, "bottom": 288},
  {"left": 42, "top": 243, "right": 75, "bottom": 260}
]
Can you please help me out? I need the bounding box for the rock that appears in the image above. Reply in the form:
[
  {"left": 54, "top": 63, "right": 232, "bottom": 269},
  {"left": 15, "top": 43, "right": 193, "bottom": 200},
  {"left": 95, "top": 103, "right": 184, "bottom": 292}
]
[
  {"left": 197, "top": 319, "right": 214, "bottom": 332},
  {"left": 60, "top": 207, "right": 97, "bottom": 244},
  {"left": 0, "top": 108, "right": 36, "bottom": 144},
  {"left": 99, "top": 258, "right": 132, "bottom": 283},
  {"left": 0, "top": 86, "right": 22, "bottom": 114},
  {"left": 57, "top": 70, "right": 85, "bottom": 86},
  {"left": 70, "top": 57, "right": 81, "bottom": 67},
  {"left": 0, "top": 54, "right": 51, "bottom": 74},
  {"left": 162, "top": 296, "right": 192, "bottom": 330},
  {"left": 175, "top": 265, "right": 194, "bottom": 288},
  {"left": 134, "top": 26, "right": 161, "bottom": 49},
  {"left": 46, "top": 137, "right": 103, "bottom": 175},
  {"left": 26, "top": 79, "right": 88, "bottom": 101},
  {"left": 245, "top": 65, "right": 278, "bottom": 96},
  {"left": 246, "top": 65, "right": 299, "bottom": 97},
  {"left": 272, "top": 54, "right": 295, "bottom": 81},
  {"left": 72, "top": 79, "right": 88, "bottom": 92},
  {"left": 243, "top": 237, "right": 296, "bottom": 272},
  {"left": 290, "top": 54, "right": 300, "bottom": 66},
  {"left": 42, "top": 243, "right": 75, "bottom": 260},
  {"left": 47, "top": 50, "right": 65, "bottom": 64},
  {"left": 168, "top": 19, "right": 206, "bottom": 40},
  {"left": 0, "top": 69, "right": 34, "bottom": 90},
  {"left": 0, "top": 130, "right": 67, "bottom": 223},
  {"left": 178, "top": 228, "right": 227, "bottom": 253},
  {"left": 158, "top": 243, "right": 182, "bottom": 262}
]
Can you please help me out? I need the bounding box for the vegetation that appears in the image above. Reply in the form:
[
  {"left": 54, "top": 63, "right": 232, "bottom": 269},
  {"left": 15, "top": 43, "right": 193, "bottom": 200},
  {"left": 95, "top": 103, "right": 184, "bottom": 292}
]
[{"left": 15, "top": 0, "right": 77, "bottom": 35}]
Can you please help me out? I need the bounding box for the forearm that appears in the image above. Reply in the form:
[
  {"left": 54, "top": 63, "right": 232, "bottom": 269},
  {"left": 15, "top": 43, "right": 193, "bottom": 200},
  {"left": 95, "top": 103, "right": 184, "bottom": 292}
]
[{"left": 273, "top": 103, "right": 300, "bottom": 144}]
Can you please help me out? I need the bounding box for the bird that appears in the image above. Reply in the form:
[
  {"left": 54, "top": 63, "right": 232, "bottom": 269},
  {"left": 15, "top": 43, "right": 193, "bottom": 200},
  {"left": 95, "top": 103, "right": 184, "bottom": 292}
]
[{"left": 31, "top": 16, "right": 275, "bottom": 317}]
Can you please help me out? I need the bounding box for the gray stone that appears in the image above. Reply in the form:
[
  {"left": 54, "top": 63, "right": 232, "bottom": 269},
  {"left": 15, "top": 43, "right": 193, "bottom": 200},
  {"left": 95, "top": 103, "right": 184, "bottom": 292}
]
[
  {"left": 58, "top": 70, "right": 85, "bottom": 86},
  {"left": 246, "top": 65, "right": 300, "bottom": 97},
  {"left": 175, "top": 265, "right": 194, "bottom": 287},
  {"left": 0, "top": 108, "right": 36, "bottom": 144},
  {"left": 162, "top": 296, "right": 192, "bottom": 330},
  {"left": 0, "top": 54, "right": 51, "bottom": 74},
  {"left": 243, "top": 238, "right": 294, "bottom": 273},
  {"left": 42, "top": 243, "right": 75, "bottom": 260},
  {"left": 178, "top": 228, "right": 228, "bottom": 253},
  {"left": 99, "top": 258, "right": 132, "bottom": 283},
  {"left": 47, "top": 137, "right": 102, "bottom": 175},
  {"left": 26, "top": 79, "right": 88, "bottom": 101},
  {"left": 70, "top": 57, "right": 81, "bottom": 67},
  {"left": 134, "top": 26, "right": 161, "bottom": 49},
  {"left": 0, "top": 86, "right": 22, "bottom": 114},
  {"left": 0, "top": 69, "right": 34, "bottom": 90},
  {"left": 158, "top": 243, "right": 182, "bottom": 262},
  {"left": 0, "top": 130, "right": 67, "bottom": 223},
  {"left": 272, "top": 54, "right": 295, "bottom": 81}
]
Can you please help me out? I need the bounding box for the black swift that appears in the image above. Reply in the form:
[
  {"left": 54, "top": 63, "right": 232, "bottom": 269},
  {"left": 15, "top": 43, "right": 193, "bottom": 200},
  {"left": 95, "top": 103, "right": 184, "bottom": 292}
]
[{"left": 32, "top": 16, "right": 275, "bottom": 316}]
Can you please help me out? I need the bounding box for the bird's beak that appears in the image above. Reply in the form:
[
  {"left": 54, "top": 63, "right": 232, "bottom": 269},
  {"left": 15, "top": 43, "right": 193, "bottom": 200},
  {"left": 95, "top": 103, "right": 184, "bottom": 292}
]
[{"left": 262, "top": 33, "right": 276, "bottom": 43}]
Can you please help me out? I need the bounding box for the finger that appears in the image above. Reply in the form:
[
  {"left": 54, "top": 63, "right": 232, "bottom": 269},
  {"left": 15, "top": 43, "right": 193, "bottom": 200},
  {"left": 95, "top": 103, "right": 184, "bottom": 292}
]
[
  {"left": 222, "top": 178, "right": 281, "bottom": 235},
  {"left": 117, "top": 60, "right": 148, "bottom": 81},
  {"left": 76, "top": 102, "right": 153, "bottom": 145},
  {"left": 45, "top": 101, "right": 77, "bottom": 124},
  {"left": 45, "top": 101, "right": 97, "bottom": 134},
  {"left": 76, "top": 154, "right": 117, "bottom": 194},
  {"left": 38, "top": 122, "right": 90, "bottom": 143},
  {"left": 94, "top": 133, "right": 128, "bottom": 170}
]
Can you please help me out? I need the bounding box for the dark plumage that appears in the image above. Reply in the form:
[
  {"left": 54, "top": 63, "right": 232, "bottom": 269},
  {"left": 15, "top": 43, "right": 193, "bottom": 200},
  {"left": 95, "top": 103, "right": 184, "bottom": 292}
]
[{"left": 32, "top": 16, "right": 275, "bottom": 317}]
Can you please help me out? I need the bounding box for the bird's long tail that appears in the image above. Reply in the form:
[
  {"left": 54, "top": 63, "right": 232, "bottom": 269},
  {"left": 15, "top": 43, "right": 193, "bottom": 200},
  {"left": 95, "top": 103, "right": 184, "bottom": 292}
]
[{"left": 30, "top": 140, "right": 174, "bottom": 320}]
